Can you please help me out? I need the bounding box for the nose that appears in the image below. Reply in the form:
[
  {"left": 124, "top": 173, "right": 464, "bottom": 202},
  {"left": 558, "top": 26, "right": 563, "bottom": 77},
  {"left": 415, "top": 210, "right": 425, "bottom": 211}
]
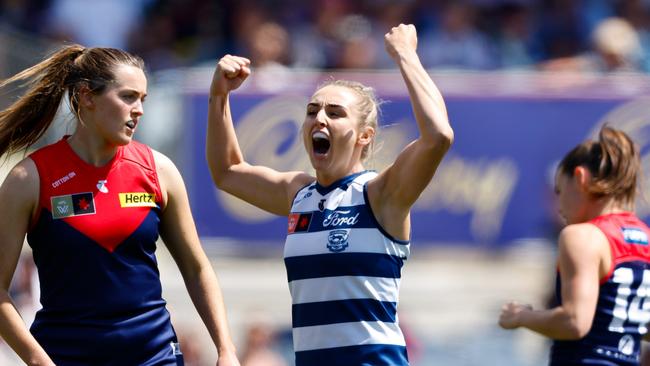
[
  {"left": 315, "top": 109, "right": 327, "bottom": 126},
  {"left": 132, "top": 99, "right": 144, "bottom": 117}
]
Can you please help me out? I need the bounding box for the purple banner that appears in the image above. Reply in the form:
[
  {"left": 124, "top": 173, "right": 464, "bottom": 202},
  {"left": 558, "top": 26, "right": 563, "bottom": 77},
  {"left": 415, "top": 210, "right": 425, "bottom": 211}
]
[{"left": 183, "top": 71, "right": 650, "bottom": 246}]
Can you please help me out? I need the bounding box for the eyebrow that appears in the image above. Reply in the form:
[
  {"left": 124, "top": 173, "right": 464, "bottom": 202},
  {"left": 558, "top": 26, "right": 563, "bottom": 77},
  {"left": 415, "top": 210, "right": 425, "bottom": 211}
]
[
  {"left": 122, "top": 88, "right": 147, "bottom": 98},
  {"left": 307, "top": 102, "right": 347, "bottom": 110}
]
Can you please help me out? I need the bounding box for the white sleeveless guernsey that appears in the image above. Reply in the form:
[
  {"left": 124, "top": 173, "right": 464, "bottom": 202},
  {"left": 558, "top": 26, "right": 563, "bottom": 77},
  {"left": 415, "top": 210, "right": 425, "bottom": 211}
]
[{"left": 284, "top": 171, "right": 410, "bottom": 366}]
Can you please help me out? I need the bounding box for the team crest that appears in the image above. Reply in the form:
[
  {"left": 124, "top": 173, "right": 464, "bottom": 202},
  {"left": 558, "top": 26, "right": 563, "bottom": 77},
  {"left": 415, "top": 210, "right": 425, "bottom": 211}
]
[{"left": 327, "top": 229, "right": 350, "bottom": 252}]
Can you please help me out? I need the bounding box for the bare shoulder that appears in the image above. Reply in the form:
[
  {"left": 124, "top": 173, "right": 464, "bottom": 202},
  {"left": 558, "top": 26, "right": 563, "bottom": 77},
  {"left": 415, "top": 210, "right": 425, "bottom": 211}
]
[
  {"left": 286, "top": 171, "right": 316, "bottom": 195},
  {"left": 151, "top": 149, "right": 185, "bottom": 188},
  {"left": 150, "top": 149, "right": 185, "bottom": 207},
  {"left": 151, "top": 149, "right": 178, "bottom": 176},
  {"left": 3, "top": 157, "right": 39, "bottom": 193},
  {"left": 558, "top": 223, "right": 609, "bottom": 255},
  {"left": 0, "top": 157, "right": 40, "bottom": 220}
]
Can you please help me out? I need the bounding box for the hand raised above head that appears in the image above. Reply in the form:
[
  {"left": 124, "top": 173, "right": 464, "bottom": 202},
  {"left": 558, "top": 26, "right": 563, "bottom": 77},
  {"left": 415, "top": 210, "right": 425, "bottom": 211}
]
[
  {"left": 210, "top": 54, "right": 251, "bottom": 97},
  {"left": 384, "top": 24, "right": 418, "bottom": 61}
]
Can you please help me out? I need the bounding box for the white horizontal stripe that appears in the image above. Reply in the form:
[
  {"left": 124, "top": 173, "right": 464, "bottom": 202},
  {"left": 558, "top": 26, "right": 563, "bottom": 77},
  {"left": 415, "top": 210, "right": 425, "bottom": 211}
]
[
  {"left": 293, "top": 321, "right": 405, "bottom": 352},
  {"left": 284, "top": 228, "right": 410, "bottom": 258},
  {"left": 289, "top": 276, "right": 401, "bottom": 304}
]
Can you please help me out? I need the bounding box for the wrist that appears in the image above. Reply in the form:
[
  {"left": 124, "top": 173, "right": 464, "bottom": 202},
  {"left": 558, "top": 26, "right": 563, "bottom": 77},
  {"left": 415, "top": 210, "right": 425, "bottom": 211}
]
[
  {"left": 515, "top": 308, "right": 531, "bottom": 328},
  {"left": 209, "top": 90, "right": 229, "bottom": 98},
  {"left": 217, "top": 342, "right": 237, "bottom": 356},
  {"left": 392, "top": 49, "right": 419, "bottom": 64},
  {"left": 208, "top": 92, "right": 229, "bottom": 105}
]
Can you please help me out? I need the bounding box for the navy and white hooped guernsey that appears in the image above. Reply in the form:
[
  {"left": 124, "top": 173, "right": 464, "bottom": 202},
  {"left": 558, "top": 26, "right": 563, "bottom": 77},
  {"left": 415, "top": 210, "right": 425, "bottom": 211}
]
[{"left": 284, "top": 171, "right": 410, "bottom": 366}]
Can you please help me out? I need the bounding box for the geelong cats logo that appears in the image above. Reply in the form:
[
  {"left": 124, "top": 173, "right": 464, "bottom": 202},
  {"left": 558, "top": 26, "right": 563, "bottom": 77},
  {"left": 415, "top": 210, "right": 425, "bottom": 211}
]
[{"left": 327, "top": 229, "right": 350, "bottom": 252}]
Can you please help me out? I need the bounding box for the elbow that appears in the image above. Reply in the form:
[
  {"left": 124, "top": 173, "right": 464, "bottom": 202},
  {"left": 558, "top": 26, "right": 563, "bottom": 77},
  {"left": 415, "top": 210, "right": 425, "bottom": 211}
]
[
  {"left": 425, "top": 127, "right": 454, "bottom": 152},
  {"left": 205, "top": 153, "right": 230, "bottom": 189},
  {"left": 206, "top": 159, "right": 244, "bottom": 193},
  {"left": 439, "top": 127, "right": 454, "bottom": 148},
  {"left": 210, "top": 172, "right": 225, "bottom": 190},
  {"left": 209, "top": 167, "right": 229, "bottom": 190},
  {"left": 560, "top": 318, "right": 592, "bottom": 340},
  {"left": 205, "top": 156, "right": 223, "bottom": 188},
  {"left": 563, "top": 325, "right": 590, "bottom": 340}
]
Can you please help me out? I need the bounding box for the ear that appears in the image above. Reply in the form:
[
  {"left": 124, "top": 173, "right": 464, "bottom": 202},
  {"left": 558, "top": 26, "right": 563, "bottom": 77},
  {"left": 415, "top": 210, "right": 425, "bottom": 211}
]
[
  {"left": 573, "top": 166, "right": 592, "bottom": 193},
  {"left": 357, "top": 126, "right": 375, "bottom": 147},
  {"left": 77, "top": 84, "right": 95, "bottom": 109}
]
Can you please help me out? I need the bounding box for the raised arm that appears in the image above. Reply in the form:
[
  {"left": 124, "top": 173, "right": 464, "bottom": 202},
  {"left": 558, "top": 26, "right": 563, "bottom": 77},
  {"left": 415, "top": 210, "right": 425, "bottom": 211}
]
[
  {"left": 0, "top": 159, "right": 55, "bottom": 366},
  {"left": 499, "top": 224, "right": 607, "bottom": 339},
  {"left": 205, "top": 55, "right": 313, "bottom": 216},
  {"left": 367, "top": 24, "right": 454, "bottom": 233},
  {"left": 155, "top": 151, "right": 239, "bottom": 366}
]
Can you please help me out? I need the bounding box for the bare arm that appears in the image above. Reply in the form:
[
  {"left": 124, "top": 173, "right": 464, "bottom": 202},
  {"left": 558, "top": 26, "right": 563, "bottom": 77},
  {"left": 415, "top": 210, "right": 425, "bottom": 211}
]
[
  {"left": 367, "top": 24, "right": 453, "bottom": 236},
  {"left": 0, "top": 159, "right": 55, "bottom": 365},
  {"left": 155, "top": 151, "right": 239, "bottom": 366},
  {"left": 205, "top": 55, "right": 313, "bottom": 216},
  {"left": 499, "top": 224, "right": 606, "bottom": 339}
]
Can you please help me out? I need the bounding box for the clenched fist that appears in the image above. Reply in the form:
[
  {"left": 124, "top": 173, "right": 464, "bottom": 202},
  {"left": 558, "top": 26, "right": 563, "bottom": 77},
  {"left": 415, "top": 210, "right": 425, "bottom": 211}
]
[
  {"left": 384, "top": 24, "right": 418, "bottom": 62},
  {"left": 210, "top": 55, "right": 251, "bottom": 97}
]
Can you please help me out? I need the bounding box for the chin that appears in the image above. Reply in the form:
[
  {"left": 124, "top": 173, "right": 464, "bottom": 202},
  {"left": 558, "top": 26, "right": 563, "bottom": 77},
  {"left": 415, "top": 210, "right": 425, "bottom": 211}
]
[
  {"left": 114, "top": 134, "right": 133, "bottom": 146},
  {"left": 309, "top": 155, "right": 327, "bottom": 169},
  {"left": 310, "top": 163, "right": 324, "bottom": 173}
]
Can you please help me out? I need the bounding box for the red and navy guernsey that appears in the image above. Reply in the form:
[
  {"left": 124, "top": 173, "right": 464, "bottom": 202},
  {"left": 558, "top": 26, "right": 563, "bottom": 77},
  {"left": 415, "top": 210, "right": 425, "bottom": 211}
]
[
  {"left": 27, "top": 137, "right": 182, "bottom": 365},
  {"left": 551, "top": 212, "right": 650, "bottom": 366}
]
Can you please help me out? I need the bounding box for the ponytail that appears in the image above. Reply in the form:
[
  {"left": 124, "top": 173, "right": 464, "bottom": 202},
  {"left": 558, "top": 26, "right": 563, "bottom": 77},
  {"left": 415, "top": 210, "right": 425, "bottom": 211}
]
[
  {"left": 558, "top": 126, "right": 640, "bottom": 206},
  {"left": 0, "top": 45, "right": 85, "bottom": 157},
  {"left": 0, "top": 44, "right": 144, "bottom": 157}
]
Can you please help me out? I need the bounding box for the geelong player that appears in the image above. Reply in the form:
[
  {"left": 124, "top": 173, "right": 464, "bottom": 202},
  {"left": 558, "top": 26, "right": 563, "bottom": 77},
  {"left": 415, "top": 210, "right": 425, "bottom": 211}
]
[{"left": 206, "top": 24, "right": 453, "bottom": 365}]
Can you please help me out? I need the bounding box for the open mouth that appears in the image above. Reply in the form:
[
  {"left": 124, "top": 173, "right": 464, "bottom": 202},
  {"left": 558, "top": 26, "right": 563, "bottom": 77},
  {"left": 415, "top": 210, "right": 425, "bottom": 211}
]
[
  {"left": 126, "top": 120, "right": 136, "bottom": 129},
  {"left": 312, "top": 131, "right": 330, "bottom": 155}
]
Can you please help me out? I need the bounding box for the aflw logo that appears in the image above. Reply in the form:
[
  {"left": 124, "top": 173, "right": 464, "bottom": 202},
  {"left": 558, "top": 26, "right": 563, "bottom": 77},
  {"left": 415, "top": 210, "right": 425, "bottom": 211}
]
[
  {"left": 323, "top": 210, "right": 360, "bottom": 227},
  {"left": 50, "top": 192, "right": 95, "bottom": 219}
]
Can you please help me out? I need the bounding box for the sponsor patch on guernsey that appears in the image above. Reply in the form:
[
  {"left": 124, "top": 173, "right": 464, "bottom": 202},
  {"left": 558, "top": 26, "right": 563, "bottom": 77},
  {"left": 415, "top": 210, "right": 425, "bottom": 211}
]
[
  {"left": 288, "top": 212, "right": 312, "bottom": 233},
  {"left": 119, "top": 192, "right": 157, "bottom": 208},
  {"left": 622, "top": 227, "right": 649, "bottom": 245},
  {"left": 51, "top": 192, "right": 95, "bottom": 219}
]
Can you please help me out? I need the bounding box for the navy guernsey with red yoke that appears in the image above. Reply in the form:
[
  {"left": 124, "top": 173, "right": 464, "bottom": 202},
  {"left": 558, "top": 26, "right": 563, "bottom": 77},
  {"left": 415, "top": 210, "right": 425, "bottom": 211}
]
[
  {"left": 27, "top": 137, "right": 183, "bottom": 366},
  {"left": 550, "top": 212, "right": 650, "bottom": 366}
]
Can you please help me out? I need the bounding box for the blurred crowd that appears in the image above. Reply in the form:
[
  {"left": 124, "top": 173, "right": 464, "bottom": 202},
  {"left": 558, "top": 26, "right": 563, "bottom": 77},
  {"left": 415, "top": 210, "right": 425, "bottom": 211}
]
[{"left": 2, "top": 0, "right": 650, "bottom": 73}]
